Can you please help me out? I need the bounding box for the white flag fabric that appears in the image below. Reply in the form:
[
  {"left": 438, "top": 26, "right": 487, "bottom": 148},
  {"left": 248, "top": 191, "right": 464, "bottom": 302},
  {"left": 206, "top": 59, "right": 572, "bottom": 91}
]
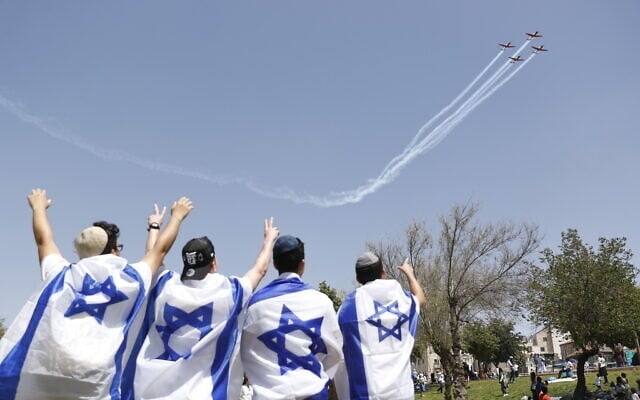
[
  {"left": 335, "top": 279, "right": 419, "bottom": 400},
  {"left": 0, "top": 254, "right": 152, "bottom": 400},
  {"left": 126, "top": 270, "right": 252, "bottom": 400},
  {"left": 241, "top": 273, "right": 343, "bottom": 400}
]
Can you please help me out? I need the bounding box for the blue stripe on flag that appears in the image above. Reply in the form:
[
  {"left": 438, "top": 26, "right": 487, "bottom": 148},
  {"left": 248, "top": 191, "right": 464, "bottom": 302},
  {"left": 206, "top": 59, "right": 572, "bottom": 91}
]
[
  {"left": 210, "top": 277, "right": 244, "bottom": 399},
  {"left": 404, "top": 289, "right": 418, "bottom": 337},
  {"left": 0, "top": 265, "right": 70, "bottom": 400},
  {"left": 338, "top": 291, "right": 369, "bottom": 400},
  {"left": 121, "top": 270, "right": 173, "bottom": 400},
  {"left": 248, "top": 277, "right": 312, "bottom": 307},
  {"left": 109, "top": 265, "right": 146, "bottom": 400}
]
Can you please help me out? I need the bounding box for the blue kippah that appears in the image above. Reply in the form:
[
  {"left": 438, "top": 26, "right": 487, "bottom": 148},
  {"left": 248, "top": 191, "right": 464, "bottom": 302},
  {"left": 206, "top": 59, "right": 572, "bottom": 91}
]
[{"left": 273, "top": 235, "right": 300, "bottom": 255}]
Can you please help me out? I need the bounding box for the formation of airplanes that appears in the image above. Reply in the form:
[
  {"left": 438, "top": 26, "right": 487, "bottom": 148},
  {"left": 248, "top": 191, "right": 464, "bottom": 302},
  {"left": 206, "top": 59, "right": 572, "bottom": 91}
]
[{"left": 499, "top": 31, "right": 548, "bottom": 62}]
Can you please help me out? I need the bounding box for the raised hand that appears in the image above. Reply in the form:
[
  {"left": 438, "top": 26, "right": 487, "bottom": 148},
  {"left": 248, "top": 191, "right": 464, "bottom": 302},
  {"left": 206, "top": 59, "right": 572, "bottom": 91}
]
[
  {"left": 148, "top": 203, "right": 167, "bottom": 226},
  {"left": 264, "top": 217, "right": 280, "bottom": 243},
  {"left": 171, "top": 197, "right": 193, "bottom": 221},
  {"left": 27, "top": 188, "right": 52, "bottom": 211}
]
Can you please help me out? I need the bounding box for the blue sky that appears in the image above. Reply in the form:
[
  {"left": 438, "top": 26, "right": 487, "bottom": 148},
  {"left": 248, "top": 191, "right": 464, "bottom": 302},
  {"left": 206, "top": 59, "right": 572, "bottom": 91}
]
[{"left": 1, "top": 1, "right": 638, "bottom": 336}]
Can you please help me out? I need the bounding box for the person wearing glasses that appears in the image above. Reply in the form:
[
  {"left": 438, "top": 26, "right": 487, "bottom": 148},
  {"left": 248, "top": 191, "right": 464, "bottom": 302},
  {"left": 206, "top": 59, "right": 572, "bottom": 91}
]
[
  {"left": 0, "top": 189, "right": 193, "bottom": 400},
  {"left": 241, "top": 235, "right": 344, "bottom": 400},
  {"left": 127, "top": 217, "right": 279, "bottom": 400}
]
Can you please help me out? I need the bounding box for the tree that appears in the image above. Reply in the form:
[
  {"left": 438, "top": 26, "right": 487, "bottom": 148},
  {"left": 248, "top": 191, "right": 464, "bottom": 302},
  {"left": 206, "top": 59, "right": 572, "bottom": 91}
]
[
  {"left": 463, "top": 321, "right": 499, "bottom": 377},
  {"left": 464, "top": 319, "right": 526, "bottom": 377},
  {"left": 317, "top": 281, "right": 344, "bottom": 400},
  {"left": 368, "top": 203, "right": 540, "bottom": 400},
  {"left": 527, "top": 229, "right": 638, "bottom": 400},
  {"left": 318, "top": 280, "right": 343, "bottom": 312},
  {"left": 0, "top": 318, "right": 5, "bottom": 339}
]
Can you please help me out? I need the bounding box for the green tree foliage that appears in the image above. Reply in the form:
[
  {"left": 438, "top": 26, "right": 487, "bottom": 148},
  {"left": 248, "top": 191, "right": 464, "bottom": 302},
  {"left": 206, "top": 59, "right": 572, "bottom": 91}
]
[
  {"left": 318, "top": 280, "right": 343, "bottom": 312},
  {"left": 490, "top": 319, "right": 527, "bottom": 367},
  {"left": 368, "top": 204, "right": 539, "bottom": 400},
  {"left": 464, "top": 319, "right": 526, "bottom": 377},
  {"left": 463, "top": 321, "right": 499, "bottom": 375},
  {"left": 0, "top": 318, "right": 5, "bottom": 339},
  {"left": 527, "top": 229, "right": 638, "bottom": 400}
]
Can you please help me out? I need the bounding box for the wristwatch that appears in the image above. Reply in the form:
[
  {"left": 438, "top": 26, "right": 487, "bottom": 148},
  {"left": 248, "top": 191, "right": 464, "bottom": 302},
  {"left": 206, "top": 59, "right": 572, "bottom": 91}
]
[{"left": 147, "top": 222, "right": 161, "bottom": 231}]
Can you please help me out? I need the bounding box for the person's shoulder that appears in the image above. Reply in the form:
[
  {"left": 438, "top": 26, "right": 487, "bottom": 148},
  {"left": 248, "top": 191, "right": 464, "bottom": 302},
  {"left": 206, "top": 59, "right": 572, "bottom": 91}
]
[
  {"left": 41, "top": 253, "right": 69, "bottom": 280},
  {"left": 41, "top": 253, "right": 68, "bottom": 268}
]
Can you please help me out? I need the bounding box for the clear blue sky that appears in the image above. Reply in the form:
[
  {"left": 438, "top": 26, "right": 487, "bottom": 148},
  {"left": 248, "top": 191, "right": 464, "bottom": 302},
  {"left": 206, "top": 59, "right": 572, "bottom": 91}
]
[{"left": 1, "top": 1, "right": 638, "bottom": 336}]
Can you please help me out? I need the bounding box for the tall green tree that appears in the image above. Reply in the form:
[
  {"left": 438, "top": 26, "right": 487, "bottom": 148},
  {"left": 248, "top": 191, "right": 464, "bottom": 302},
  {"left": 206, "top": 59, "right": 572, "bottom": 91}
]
[
  {"left": 527, "top": 229, "right": 638, "bottom": 400},
  {"left": 463, "top": 321, "right": 499, "bottom": 376},
  {"left": 464, "top": 319, "right": 526, "bottom": 377},
  {"left": 368, "top": 203, "right": 539, "bottom": 400}
]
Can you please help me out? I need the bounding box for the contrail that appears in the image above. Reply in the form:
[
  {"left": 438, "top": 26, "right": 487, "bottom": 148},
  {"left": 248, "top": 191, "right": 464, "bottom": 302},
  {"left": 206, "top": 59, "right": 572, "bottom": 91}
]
[
  {"left": 380, "top": 39, "right": 530, "bottom": 179},
  {"left": 380, "top": 50, "right": 504, "bottom": 178},
  {"left": 0, "top": 39, "right": 538, "bottom": 207},
  {"left": 0, "top": 95, "right": 251, "bottom": 187}
]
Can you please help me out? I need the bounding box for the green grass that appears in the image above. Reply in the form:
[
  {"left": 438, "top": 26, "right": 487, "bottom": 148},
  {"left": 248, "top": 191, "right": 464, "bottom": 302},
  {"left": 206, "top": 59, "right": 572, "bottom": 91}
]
[{"left": 413, "top": 367, "right": 640, "bottom": 399}]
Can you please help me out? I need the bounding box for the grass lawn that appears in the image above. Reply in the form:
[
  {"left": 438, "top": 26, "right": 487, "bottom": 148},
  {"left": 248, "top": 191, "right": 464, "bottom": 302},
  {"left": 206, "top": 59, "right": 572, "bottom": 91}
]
[{"left": 413, "top": 367, "right": 640, "bottom": 399}]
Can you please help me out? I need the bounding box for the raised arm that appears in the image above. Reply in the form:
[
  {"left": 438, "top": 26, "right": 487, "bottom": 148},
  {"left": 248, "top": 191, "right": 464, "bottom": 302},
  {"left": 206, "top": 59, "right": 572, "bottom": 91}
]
[
  {"left": 141, "top": 197, "right": 193, "bottom": 275},
  {"left": 243, "top": 217, "right": 279, "bottom": 290},
  {"left": 397, "top": 258, "right": 426, "bottom": 307},
  {"left": 28, "top": 188, "right": 61, "bottom": 263},
  {"left": 144, "top": 204, "right": 166, "bottom": 253}
]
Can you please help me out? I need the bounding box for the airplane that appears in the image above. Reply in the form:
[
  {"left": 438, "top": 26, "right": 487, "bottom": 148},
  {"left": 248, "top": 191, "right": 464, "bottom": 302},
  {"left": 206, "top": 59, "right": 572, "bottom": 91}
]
[
  {"left": 526, "top": 31, "right": 543, "bottom": 40},
  {"left": 499, "top": 42, "right": 515, "bottom": 50},
  {"left": 531, "top": 45, "right": 548, "bottom": 53},
  {"left": 509, "top": 55, "right": 524, "bottom": 63}
]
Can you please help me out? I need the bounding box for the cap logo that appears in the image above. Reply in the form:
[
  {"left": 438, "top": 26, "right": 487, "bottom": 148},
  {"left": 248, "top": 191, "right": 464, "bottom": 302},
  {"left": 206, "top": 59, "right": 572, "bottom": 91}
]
[
  {"left": 185, "top": 268, "right": 196, "bottom": 277},
  {"left": 185, "top": 251, "right": 203, "bottom": 266}
]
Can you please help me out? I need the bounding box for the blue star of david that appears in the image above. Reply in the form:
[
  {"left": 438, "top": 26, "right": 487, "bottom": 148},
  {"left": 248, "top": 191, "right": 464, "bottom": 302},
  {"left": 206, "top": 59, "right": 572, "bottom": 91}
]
[
  {"left": 64, "top": 275, "right": 129, "bottom": 324},
  {"left": 258, "top": 304, "right": 327, "bottom": 377},
  {"left": 155, "top": 302, "right": 213, "bottom": 361},
  {"left": 366, "top": 300, "right": 409, "bottom": 342}
]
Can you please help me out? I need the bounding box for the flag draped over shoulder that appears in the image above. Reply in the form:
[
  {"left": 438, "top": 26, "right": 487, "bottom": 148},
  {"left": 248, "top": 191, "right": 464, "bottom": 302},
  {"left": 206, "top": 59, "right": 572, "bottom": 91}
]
[
  {"left": 241, "top": 274, "right": 343, "bottom": 400},
  {"left": 128, "top": 271, "right": 251, "bottom": 400},
  {"left": 0, "top": 255, "right": 150, "bottom": 400},
  {"left": 336, "top": 279, "right": 418, "bottom": 400}
]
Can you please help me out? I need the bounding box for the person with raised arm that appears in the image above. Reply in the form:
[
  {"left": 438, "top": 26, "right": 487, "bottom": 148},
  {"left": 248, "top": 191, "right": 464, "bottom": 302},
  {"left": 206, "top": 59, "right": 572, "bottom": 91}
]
[
  {"left": 0, "top": 189, "right": 193, "bottom": 400},
  {"left": 335, "top": 253, "right": 426, "bottom": 400},
  {"left": 128, "top": 218, "right": 279, "bottom": 400}
]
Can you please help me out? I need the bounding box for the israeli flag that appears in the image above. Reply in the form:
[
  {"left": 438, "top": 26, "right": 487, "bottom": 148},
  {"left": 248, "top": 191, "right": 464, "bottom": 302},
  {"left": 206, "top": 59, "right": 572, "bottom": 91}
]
[
  {"left": 241, "top": 274, "right": 343, "bottom": 400},
  {"left": 335, "top": 279, "right": 418, "bottom": 400},
  {"left": 127, "top": 271, "right": 251, "bottom": 400},
  {"left": 0, "top": 254, "right": 151, "bottom": 400}
]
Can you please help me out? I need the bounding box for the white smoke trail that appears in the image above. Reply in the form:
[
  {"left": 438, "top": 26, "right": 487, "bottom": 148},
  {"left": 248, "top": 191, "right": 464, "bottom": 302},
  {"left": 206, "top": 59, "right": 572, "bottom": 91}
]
[
  {"left": 0, "top": 95, "right": 251, "bottom": 187},
  {"left": 379, "top": 39, "right": 530, "bottom": 179},
  {"left": 379, "top": 51, "right": 504, "bottom": 179},
  {"left": 0, "top": 40, "right": 537, "bottom": 207}
]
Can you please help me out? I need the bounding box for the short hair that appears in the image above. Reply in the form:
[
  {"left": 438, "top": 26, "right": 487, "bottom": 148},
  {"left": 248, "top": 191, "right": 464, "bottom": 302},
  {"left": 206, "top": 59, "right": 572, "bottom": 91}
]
[
  {"left": 273, "top": 238, "right": 304, "bottom": 273},
  {"left": 93, "top": 221, "right": 120, "bottom": 254},
  {"left": 356, "top": 258, "right": 383, "bottom": 284}
]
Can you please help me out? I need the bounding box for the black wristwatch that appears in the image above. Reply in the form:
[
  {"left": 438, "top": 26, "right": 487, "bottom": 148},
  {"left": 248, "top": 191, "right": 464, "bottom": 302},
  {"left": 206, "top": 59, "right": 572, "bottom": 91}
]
[{"left": 147, "top": 222, "right": 161, "bottom": 231}]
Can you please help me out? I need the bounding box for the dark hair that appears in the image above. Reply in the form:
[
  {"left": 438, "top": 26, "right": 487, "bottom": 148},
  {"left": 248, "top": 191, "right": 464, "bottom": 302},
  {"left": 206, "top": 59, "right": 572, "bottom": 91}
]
[
  {"left": 93, "top": 221, "right": 120, "bottom": 254},
  {"left": 356, "top": 259, "right": 383, "bottom": 284},
  {"left": 273, "top": 239, "right": 304, "bottom": 273}
]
